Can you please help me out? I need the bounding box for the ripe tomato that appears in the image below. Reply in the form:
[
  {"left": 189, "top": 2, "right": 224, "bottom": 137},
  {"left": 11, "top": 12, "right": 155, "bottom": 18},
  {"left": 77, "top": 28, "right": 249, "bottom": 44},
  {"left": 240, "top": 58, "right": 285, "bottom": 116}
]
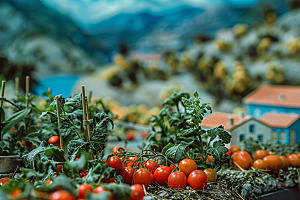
[
  {"left": 253, "top": 159, "right": 268, "bottom": 170},
  {"left": 46, "top": 178, "right": 52, "bottom": 185},
  {"left": 112, "top": 146, "right": 123, "bottom": 155},
  {"left": 0, "top": 177, "right": 11, "bottom": 186},
  {"left": 145, "top": 160, "right": 159, "bottom": 174},
  {"left": 121, "top": 167, "right": 135, "bottom": 185},
  {"left": 206, "top": 155, "right": 214, "bottom": 163},
  {"left": 21, "top": 141, "right": 26, "bottom": 146},
  {"left": 107, "top": 156, "right": 123, "bottom": 173},
  {"left": 170, "top": 163, "right": 177, "bottom": 170},
  {"left": 153, "top": 166, "right": 172, "bottom": 186},
  {"left": 232, "top": 151, "right": 253, "bottom": 170},
  {"left": 229, "top": 146, "right": 241, "bottom": 156},
  {"left": 279, "top": 156, "right": 289, "bottom": 169},
  {"left": 287, "top": 154, "right": 300, "bottom": 167},
  {"left": 57, "top": 165, "right": 62, "bottom": 173},
  {"left": 133, "top": 168, "right": 153, "bottom": 188},
  {"left": 77, "top": 183, "right": 93, "bottom": 199},
  {"left": 94, "top": 186, "right": 113, "bottom": 200},
  {"left": 129, "top": 184, "right": 145, "bottom": 200},
  {"left": 178, "top": 159, "right": 197, "bottom": 176},
  {"left": 49, "top": 190, "right": 75, "bottom": 200},
  {"left": 101, "top": 177, "right": 115, "bottom": 183},
  {"left": 168, "top": 171, "right": 186, "bottom": 189},
  {"left": 126, "top": 131, "right": 135, "bottom": 141},
  {"left": 140, "top": 132, "right": 149, "bottom": 139},
  {"left": 203, "top": 168, "right": 216, "bottom": 183},
  {"left": 263, "top": 155, "right": 283, "bottom": 171},
  {"left": 188, "top": 170, "right": 207, "bottom": 190},
  {"left": 253, "top": 150, "right": 269, "bottom": 160},
  {"left": 48, "top": 136, "right": 60, "bottom": 148},
  {"left": 10, "top": 188, "right": 22, "bottom": 199}
]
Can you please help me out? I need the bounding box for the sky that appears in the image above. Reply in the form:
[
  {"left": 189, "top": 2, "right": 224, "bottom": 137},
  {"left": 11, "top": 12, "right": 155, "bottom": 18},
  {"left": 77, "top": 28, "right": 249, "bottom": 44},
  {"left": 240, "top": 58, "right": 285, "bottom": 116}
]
[{"left": 39, "top": 0, "right": 260, "bottom": 28}]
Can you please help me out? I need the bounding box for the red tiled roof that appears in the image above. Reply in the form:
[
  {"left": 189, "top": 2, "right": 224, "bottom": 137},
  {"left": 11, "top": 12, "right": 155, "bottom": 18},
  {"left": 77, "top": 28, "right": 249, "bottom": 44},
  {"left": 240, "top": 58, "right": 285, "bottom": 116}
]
[
  {"left": 260, "top": 113, "right": 299, "bottom": 128},
  {"left": 201, "top": 112, "right": 253, "bottom": 131},
  {"left": 243, "top": 84, "right": 300, "bottom": 108}
]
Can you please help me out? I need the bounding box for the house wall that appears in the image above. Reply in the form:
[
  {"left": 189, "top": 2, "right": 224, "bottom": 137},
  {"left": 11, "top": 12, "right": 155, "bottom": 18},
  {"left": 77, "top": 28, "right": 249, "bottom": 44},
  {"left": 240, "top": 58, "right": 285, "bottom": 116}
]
[
  {"left": 231, "top": 120, "right": 272, "bottom": 146},
  {"left": 247, "top": 104, "right": 300, "bottom": 119},
  {"left": 289, "top": 119, "right": 300, "bottom": 144}
]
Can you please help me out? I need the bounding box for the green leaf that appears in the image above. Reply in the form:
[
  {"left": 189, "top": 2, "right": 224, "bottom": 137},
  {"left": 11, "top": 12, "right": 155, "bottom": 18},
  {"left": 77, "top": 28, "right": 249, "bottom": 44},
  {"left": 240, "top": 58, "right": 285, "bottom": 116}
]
[
  {"left": 162, "top": 143, "right": 185, "bottom": 163},
  {"left": 206, "top": 141, "right": 228, "bottom": 161},
  {"left": 44, "top": 146, "right": 66, "bottom": 162},
  {"left": 194, "top": 91, "right": 199, "bottom": 98},
  {"left": 102, "top": 183, "right": 131, "bottom": 200},
  {"left": 67, "top": 139, "right": 88, "bottom": 160},
  {"left": 39, "top": 111, "right": 57, "bottom": 119},
  {"left": 34, "top": 175, "right": 74, "bottom": 193},
  {"left": 43, "top": 91, "right": 54, "bottom": 102},
  {"left": 206, "top": 125, "right": 231, "bottom": 144},
  {"left": 0, "top": 107, "right": 5, "bottom": 123},
  {"left": 0, "top": 189, "right": 9, "bottom": 200},
  {"left": 65, "top": 93, "right": 82, "bottom": 109},
  {"left": 2, "top": 108, "right": 31, "bottom": 134},
  {"left": 86, "top": 192, "right": 112, "bottom": 200},
  {"left": 22, "top": 141, "right": 49, "bottom": 169},
  {"left": 65, "top": 152, "right": 88, "bottom": 171},
  {"left": 84, "top": 162, "right": 115, "bottom": 184}
]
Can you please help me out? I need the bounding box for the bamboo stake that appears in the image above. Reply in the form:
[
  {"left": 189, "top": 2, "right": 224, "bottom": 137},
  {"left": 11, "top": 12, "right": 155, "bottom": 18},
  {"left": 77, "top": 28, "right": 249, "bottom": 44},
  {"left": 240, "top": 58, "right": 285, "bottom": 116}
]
[
  {"left": 55, "top": 96, "right": 64, "bottom": 150},
  {"left": 88, "top": 90, "right": 92, "bottom": 104},
  {"left": 86, "top": 97, "right": 93, "bottom": 159},
  {"left": 26, "top": 76, "right": 30, "bottom": 108},
  {"left": 81, "top": 86, "right": 89, "bottom": 143},
  {"left": 48, "top": 87, "right": 51, "bottom": 94},
  {"left": 15, "top": 77, "right": 19, "bottom": 100},
  {"left": 0, "top": 81, "right": 5, "bottom": 107}
]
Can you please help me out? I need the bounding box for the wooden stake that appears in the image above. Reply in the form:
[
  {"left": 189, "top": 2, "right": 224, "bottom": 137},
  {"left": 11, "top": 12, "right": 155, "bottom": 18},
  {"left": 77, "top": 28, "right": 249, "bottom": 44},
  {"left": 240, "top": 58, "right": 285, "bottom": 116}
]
[
  {"left": 15, "top": 77, "right": 19, "bottom": 100},
  {"left": 48, "top": 87, "right": 51, "bottom": 94},
  {"left": 0, "top": 81, "right": 5, "bottom": 107},
  {"left": 26, "top": 76, "right": 30, "bottom": 108},
  {"left": 88, "top": 90, "right": 92, "bottom": 104},
  {"left": 81, "top": 86, "right": 89, "bottom": 143},
  {"left": 55, "top": 96, "right": 64, "bottom": 150},
  {"left": 86, "top": 98, "right": 93, "bottom": 159}
]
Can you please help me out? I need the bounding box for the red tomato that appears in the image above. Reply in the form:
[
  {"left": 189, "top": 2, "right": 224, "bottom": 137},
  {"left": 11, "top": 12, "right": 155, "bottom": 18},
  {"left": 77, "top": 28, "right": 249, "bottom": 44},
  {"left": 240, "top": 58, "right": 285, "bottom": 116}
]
[
  {"left": 107, "top": 156, "right": 123, "bottom": 173},
  {"left": 232, "top": 151, "right": 253, "bottom": 170},
  {"left": 125, "top": 156, "right": 139, "bottom": 167},
  {"left": 229, "top": 146, "right": 241, "bottom": 156},
  {"left": 153, "top": 166, "right": 172, "bottom": 186},
  {"left": 46, "top": 178, "right": 52, "bottom": 185},
  {"left": 170, "top": 163, "right": 177, "bottom": 170},
  {"left": 121, "top": 167, "right": 135, "bottom": 185},
  {"left": 9, "top": 188, "right": 22, "bottom": 199},
  {"left": 133, "top": 168, "right": 153, "bottom": 188},
  {"left": 101, "top": 177, "right": 115, "bottom": 183},
  {"left": 253, "top": 159, "right": 268, "bottom": 170},
  {"left": 206, "top": 155, "right": 214, "bottom": 163},
  {"left": 126, "top": 131, "right": 135, "bottom": 141},
  {"left": 21, "top": 141, "right": 26, "bottom": 146},
  {"left": 48, "top": 136, "right": 61, "bottom": 148},
  {"left": 129, "top": 184, "right": 145, "bottom": 200},
  {"left": 263, "top": 155, "right": 283, "bottom": 171},
  {"left": 145, "top": 160, "right": 159, "bottom": 174},
  {"left": 140, "top": 132, "right": 149, "bottom": 139},
  {"left": 49, "top": 190, "right": 75, "bottom": 200},
  {"left": 287, "top": 154, "right": 300, "bottom": 168},
  {"left": 253, "top": 150, "right": 269, "bottom": 160},
  {"left": 203, "top": 168, "right": 216, "bottom": 183},
  {"left": 94, "top": 186, "right": 113, "bottom": 200},
  {"left": 178, "top": 159, "right": 197, "bottom": 176},
  {"left": 77, "top": 184, "right": 93, "bottom": 199},
  {"left": 188, "top": 170, "right": 207, "bottom": 190},
  {"left": 112, "top": 146, "right": 123, "bottom": 155},
  {"left": 57, "top": 165, "right": 62, "bottom": 173},
  {"left": 0, "top": 177, "right": 11, "bottom": 186},
  {"left": 168, "top": 171, "right": 187, "bottom": 189},
  {"left": 279, "top": 156, "right": 289, "bottom": 169}
]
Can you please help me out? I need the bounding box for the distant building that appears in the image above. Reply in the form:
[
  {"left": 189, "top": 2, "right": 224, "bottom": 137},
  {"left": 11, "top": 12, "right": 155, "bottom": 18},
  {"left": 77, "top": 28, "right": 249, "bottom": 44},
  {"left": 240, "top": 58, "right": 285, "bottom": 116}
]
[
  {"left": 260, "top": 113, "right": 300, "bottom": 144},
  {"left": 243, "top": 84, "right": 300, "bottom": 118},
  {"left": 201, "top": 112, "right": 272, "bottom": 146}
]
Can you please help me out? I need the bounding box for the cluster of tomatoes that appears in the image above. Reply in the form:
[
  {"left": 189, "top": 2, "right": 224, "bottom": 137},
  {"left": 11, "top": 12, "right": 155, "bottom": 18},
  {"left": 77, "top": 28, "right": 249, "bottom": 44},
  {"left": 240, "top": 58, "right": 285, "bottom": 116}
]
[
  {"left": 229, "top": 146, "right": 300, "bottom": 171},
  {"left": 111, "top": 146, "right": 217, "bottom": 192}
]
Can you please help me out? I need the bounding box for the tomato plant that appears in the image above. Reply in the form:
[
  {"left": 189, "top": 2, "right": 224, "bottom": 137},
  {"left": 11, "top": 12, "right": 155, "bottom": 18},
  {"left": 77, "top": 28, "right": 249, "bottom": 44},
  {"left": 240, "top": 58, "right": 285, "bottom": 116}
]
[
  {"left": 113, "top": 146, "right": 123, "bottom": 155},
  {"left": 263, "top": 155, "right": 283, "bottom": 171},
  {"left": 178, "top": 159, "right": 197, "bottom": 176},
  {"left": 188, "top": 170, "right": 207, "bottom": 190},
  {"left": 153, "top": 166, "right": 172, "bottom": 186},
  {"left": 0, "top": 177, "right": 11, "bottom": 186},
  {"left": 232, "top": 150, "right": 253, "bottom": 170},
  {"left": 107, "top": 156, "right": 123, "bottom": 173},
  {"left": 203, "top": 168, "right": 216, "bottom": 183},
  {"left": 253, "top": 150, "right": 269, "bottom": 160},
  {"left": 168, "top": 171, "right": 187, "bottom": 189},
  {"left": 253, "top": 159, "right": 268, "bottom": 170},
  {"left": 77, "top": 183, "right": 93, "bottom": 199},
  {"left": 48, "top": 136, "right": 60, "bottom": 147},
  {"left": 145, "top": 160, "right": 159, "bottom": 174},
  {"left": 49, "top": 190, "right": 75, "bottom": 200},
  {"left": 133, "top": 168, "right": 153, "bottom": 188},
  {"left": 121, "top": 167, "right": 135, "bottom": 185},
  {"left": 129, "top": 184, "right": 145, "bottom": 200}
]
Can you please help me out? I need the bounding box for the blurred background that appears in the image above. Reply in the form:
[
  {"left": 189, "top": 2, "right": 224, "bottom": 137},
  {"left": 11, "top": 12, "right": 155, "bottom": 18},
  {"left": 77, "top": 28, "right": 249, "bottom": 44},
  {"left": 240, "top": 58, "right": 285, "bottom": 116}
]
[{"left": 1, "top": 0, "right": 300, "bottom": 120}]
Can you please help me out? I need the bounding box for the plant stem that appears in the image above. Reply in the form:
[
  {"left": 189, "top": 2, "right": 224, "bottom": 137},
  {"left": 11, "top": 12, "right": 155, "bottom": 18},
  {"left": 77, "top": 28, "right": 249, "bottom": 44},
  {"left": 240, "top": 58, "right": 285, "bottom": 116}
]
[{"left": 0, "top": 98, "right": 21, "bottom": 110}]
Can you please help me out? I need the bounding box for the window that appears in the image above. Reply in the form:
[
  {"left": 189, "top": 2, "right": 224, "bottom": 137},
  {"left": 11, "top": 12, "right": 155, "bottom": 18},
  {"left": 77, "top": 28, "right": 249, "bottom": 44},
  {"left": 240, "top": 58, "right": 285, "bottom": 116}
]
[
  {"left": 249, "top": 124, "right": 255, "bottom": 133},
  {"left": 258, "top": 135, "right": 264, "bottom": 142},
  {"left": 272, "top": 131, "right": 278, "bottom": 141},
  {"left": 239, "top": 134, "right": 245, "bottom": 142},
  {"left": 290, "top": 130, "right": 296, "bottom": 145},
  {"left": 280, "top": 131, "right": 286, "bottom": 142}
]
